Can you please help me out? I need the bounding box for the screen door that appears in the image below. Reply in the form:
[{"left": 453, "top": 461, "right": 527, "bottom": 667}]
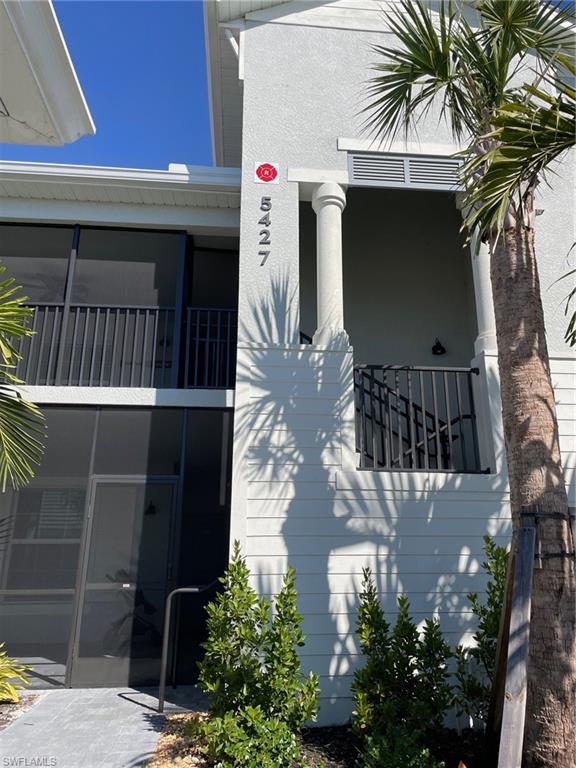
[{"left": 68, "top": 479, "right": 175, "bottom": 687}]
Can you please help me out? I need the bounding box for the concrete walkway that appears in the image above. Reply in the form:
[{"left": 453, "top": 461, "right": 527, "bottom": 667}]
[{"left": 0, "top": 687, "right": 207, "bottom": 768}]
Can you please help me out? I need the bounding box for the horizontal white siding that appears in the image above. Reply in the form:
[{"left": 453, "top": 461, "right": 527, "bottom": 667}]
[
  {"left": 235, "top": 349, "right": 574, "bottom": 723},
  {"left": 235, "top": 345, "right": 518, "bottom": 723},
  {"left": 552, "top": 358, "right": 576, "bottom": 504}
]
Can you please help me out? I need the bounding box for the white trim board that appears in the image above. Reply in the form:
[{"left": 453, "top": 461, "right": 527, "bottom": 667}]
[
  {"left": 18, "top": 386, "right": 235, "bottom": 409},
  {"left": 0, "top": 160, "right": 241, "bottom": 193},
  {"left": 0, "top": 0, "right": 94, "bottom": 145},
  {"left": 337, "top": 138, "right": 464, "bottom": 156}
]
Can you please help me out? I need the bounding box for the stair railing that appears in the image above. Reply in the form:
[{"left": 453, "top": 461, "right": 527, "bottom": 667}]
[{"left": 354, "top": 364, "right": 483, "bottom": 473}]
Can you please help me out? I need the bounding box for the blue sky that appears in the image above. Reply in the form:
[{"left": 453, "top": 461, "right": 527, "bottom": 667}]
[{"left": 0, "top": 0, "right": 213, "bottom": 170}]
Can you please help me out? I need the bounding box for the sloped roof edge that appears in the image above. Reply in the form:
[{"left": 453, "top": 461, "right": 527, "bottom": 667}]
[
  {"left": 1, "top": 0, "right": 95, "bottom": 145},
  {"left": 0, "top": 160, "right": 241, "bottom": 192}
]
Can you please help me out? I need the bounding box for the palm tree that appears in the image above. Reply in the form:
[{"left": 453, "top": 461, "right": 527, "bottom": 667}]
[
  {"left": 0, "top": 263, "right": 44, "bottom": 491},
  {"left": 364, "top": 2, "right": 575, "bottom": 765}
]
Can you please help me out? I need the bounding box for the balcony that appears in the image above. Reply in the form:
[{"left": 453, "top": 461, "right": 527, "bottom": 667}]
[
  {"left": 1, "top": 223, "right": 239, "bottom": 391},
  {"left": 354, "top": 365, "right": 483, "bottom": 473},
  {"left": 15, "top": 303, "right": 238, "bottom": 389}
]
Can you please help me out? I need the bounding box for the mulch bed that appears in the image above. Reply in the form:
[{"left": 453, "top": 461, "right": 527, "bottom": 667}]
[
  {"left": 146, "top": 713, "right": 206, "bottom": 767},
  {"left": 429, "top": 727, "right": 485, "bottom": 768},
  {"left": 0, "top": 693, "right": 42, "bottom": 731},
  {"left": 300, "top": 725, "right": 361, "bottom": 767},
  {"left": 147, "top": 713, "right": 486, "bottom": 768}
]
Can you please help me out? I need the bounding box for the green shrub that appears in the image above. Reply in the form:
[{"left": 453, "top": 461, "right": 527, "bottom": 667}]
[
  {"left": 197, "top": 540, "right": 270, "bottom": 717},
  {"left": 190, "top": 706, "right": 301, "bottom": 768},
  {"left": 194, "top": 541, "right": 319, "bottom": 765},
  {"left": 352, "top": 568, "right": 453, "bottom": 739},
  {"left": 0, "top": 643, "right": 29, "bottom": 703},
  {"left": 455, "top": 536, "right": 509, "bottom": 722},
  {"left": 361, "top": 727, "right": 445, "bottom": 768},
  {"left": 352, "top": 568, "right": 453, "bottom": 766},
  {"left": 263, "top": 566, "right": 320, "bottom": 730}
]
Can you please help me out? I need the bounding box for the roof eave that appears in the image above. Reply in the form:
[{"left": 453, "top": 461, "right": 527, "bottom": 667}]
[
  {"left": 1, "top": 0, "right": 95, "bottom": 146},
  {"left": 0, "top": 160, "right": 241, "bottom": 195},
  {"left": 204, "top": 1, "right": 225, "bottom": 167}
]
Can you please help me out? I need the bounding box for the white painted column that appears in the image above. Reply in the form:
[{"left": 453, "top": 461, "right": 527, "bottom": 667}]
[
  {"left": 470, "top": 229, "right": 497, "bottom": 355},
  {"left": 312, "top": 182, "right": 349, "bottom": 346}
]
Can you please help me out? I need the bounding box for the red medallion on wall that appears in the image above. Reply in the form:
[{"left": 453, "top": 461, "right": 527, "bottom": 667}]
[{"left": 254, "top": 162, "right": 280, "bottom": 184}]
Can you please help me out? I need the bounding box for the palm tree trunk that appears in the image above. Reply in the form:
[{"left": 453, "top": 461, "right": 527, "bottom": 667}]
[{"left": 490, "top": 212, "right": 576, "bottom": 768}]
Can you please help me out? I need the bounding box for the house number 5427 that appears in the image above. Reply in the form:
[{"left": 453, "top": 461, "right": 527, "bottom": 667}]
[{"left": 258, "top": 196, "right": 271, "bottom": 265}]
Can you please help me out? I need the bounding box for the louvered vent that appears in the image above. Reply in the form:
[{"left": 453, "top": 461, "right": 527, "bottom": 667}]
[{"left": 349, "top": 152, "right": 461, "bottom": 191}]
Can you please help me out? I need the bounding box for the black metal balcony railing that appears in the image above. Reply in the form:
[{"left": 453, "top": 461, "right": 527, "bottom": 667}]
[
  {"left": 354, "top": 365, "right": 483, "bottom": 473},
  {"left": 15, "top": 303, "right": 237, "bottom": 389},
  {"left": 183, "top": 308, "right": 238, "bottom": 389}
]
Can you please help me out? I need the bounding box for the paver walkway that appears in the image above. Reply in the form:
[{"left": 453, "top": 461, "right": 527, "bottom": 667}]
[{"left": 0, "top": 686, "right": 207, "bottom": 768}]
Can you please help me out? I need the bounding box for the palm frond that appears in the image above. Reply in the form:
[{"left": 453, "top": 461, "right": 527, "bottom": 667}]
[
  {"left": 555, "top": 267, "right": 576, "bottom": 347},
  {"left": 0, "top": 263, "right": 45, "bottom": 491},
  {"left": 463, "top": 66, "right": 575, "bottom": 233},
  {"left": 0, "top": 269, "right": 33, "bottom": 365},
  {"left": 0, "top": 383, "right": 44, "bottom": 491},
  {"left": 363, "top": 1, "right": 477, "bottom": 143},
  {"left": 481, "top": 0, "right": 574, "bottom": 69},
  {"left": 363, "top": 0, "right": 553, "bottom": 147}
]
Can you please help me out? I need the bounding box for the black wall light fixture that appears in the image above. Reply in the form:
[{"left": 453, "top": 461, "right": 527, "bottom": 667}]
[{"left": 432, "top": 338, "right": 446, "bottom": 356}]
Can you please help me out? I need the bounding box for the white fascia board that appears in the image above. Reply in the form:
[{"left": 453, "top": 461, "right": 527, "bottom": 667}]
[
  {"left": 287, "top": 167, "right": 349, "bottom": 201},
  {"left": 1, "top": 0, "right": 95, "bottom": 145},
  {"left": 337, "top": 138, "right": 464, "bottom": 156},
  {"left": 0, "top": 160, "right": 242, "bottom": 194},
  {"left": 287, "top": 168, "right": 349, "bottom": 184},
  {"left": 215, "top": 1, "right": 294, "bottom": 24},
  {"left": 19, "top": 386, "right": 235, "bottom": 409},
  {"left": 204, "top": 0, "right": 225, "bottom": 166}
]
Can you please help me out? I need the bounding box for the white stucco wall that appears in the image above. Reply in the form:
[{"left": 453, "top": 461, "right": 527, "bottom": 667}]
[
  {"left": 231, "top": 0, "right": 575, "bottom": 724},
  {"left": 235, "top": 1, "right": 465, "bottom": 346}
]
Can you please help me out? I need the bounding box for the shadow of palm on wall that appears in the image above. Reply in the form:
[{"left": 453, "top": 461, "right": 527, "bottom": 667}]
[{"left": 234, "top": 270, "right": 517, "bottom": 720}]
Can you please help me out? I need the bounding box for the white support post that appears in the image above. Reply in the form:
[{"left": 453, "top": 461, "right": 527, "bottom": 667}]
[
  {"left": 311, "top": 182, "right": 349, "bottom": 347},
  {"left": 470, "top": 229, "right": 497, "bottom": 355},
  {"left": 456, "top": 199, "right": 503, "bottom": 474}
]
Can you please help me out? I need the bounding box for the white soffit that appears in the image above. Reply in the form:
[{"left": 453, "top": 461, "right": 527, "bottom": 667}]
[
  {"left": 0, "top": 0, "right": 95, "bottom": 145},
  {"left": 214, "top": 1, "right": 293, "bottom": 23},
  {"left": 0, "top": 161, "right": 242, "bottom": 209},
  {"left": 348, "top": 152, "right": 462, "bottom": 191}
]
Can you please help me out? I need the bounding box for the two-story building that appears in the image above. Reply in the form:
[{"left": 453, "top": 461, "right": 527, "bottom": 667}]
[{"left": 0, "top": 0, "right": 574, "bottom": 724}]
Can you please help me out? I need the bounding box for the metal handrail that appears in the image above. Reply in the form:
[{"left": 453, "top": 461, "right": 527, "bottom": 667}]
[
  {"left": 157, "top": 581, "right": 218, "bottom": 713},
  {"left": 355, "top": 364, "right": 480, "bottom": 374},
  {"left": 357, "top": 372, "right": 447, "bottom": 429}
]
